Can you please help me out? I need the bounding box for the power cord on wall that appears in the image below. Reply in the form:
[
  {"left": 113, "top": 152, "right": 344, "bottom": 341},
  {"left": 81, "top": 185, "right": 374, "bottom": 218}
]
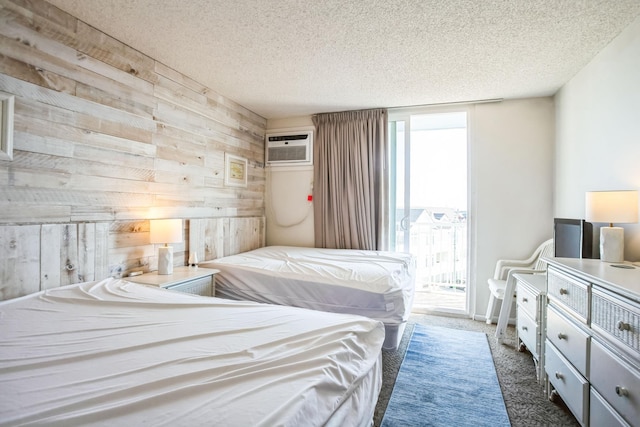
[{"left": 266, "top": 167, "right": 313, "bottom": 228}]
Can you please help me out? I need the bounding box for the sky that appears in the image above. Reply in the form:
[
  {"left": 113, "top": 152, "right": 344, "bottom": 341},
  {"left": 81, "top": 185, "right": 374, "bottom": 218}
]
[{"left": 394, "top": 112, "right": 467, "bottom": 211}]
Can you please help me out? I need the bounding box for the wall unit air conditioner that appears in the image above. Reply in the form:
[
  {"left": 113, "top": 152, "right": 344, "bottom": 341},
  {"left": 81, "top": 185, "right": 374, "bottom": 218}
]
[{"left": 265, "top": 129, "right": 313, "bottom": 166}]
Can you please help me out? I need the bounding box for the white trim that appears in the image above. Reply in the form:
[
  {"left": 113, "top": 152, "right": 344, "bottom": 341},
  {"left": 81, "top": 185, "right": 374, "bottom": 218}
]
[{"left": 388, "top": 106, "right": 472, "bottom": 316}]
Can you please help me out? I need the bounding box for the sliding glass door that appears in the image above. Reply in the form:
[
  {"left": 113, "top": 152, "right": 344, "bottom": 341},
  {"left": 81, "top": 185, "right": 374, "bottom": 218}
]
[{"left": 389, "top": 110, "right": 468, "bottom": 314}]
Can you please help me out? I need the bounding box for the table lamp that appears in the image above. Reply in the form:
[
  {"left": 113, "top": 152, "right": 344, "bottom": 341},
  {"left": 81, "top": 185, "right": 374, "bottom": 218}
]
[
  {"left": 150, "top": 219, "right": 183, "bottom": 274},
  {"left": 585, "top": 190, "right": 638, "bottom": 263}
]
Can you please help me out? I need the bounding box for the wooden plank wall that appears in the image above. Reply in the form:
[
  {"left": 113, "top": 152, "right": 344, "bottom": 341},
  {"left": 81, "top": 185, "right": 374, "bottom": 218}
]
[
  {"left": 189, "top": 217, "right": 265, "bottom": 262},
  {"left": 0, "top": 0, "right": 266, "bottom": 222},
  {"left": 0, "top": 217, "right": 265, "bottom": 300},
  {"left": 0, "top": 0, "right": 268, "bottom": 297}
]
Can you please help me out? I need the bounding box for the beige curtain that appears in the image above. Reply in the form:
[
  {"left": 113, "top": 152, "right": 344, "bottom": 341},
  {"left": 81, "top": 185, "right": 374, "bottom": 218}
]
[{"left": 312, "top": 109, "right": 389, "bottom": 250}]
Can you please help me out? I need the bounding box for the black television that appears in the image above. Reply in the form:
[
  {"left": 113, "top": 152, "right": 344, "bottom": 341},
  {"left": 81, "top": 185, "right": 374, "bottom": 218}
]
[{"left": 553, "top": 218, "right": 594, "bottom": 259}]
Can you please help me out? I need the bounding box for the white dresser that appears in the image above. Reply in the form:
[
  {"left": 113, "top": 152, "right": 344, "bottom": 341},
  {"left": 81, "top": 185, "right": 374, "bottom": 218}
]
[{"left": 544, "top": 258, "right": 640, "bottom": 427}]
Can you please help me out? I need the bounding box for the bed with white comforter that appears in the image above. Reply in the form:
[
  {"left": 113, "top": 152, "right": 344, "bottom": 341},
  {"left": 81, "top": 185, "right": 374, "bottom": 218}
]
[
  {"left": 202, "top": 246, "right": 416, "bottom": 350},
  {"left": 0, "top": 278, "right": 384, "bottom": 427}
]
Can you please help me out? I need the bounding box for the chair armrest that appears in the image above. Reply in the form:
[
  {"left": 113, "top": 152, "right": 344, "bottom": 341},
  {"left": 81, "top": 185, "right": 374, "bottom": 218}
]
[
  {"left": 492, "top": 240, "right": 552, "bottom": 279},
  {"left": 494, "top": 259, "right": 538, "bottom": 279}
]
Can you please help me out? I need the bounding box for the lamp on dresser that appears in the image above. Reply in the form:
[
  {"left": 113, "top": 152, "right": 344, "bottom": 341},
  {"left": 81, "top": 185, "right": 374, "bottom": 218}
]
[
  {"left": 585, "top": 190, "right": 638, "bottom": 263},
  {"left": 150, "top": 219, "right": 183, "bottom": 275}
]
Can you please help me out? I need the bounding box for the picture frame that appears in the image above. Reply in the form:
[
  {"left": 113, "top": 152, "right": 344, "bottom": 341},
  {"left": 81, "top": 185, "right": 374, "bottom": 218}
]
[
  {"left": 224, "top": 153, "right": 248, "bottom": 187},
  {"left": 0, "top": 91, "right": 15, "bottom": 161}
]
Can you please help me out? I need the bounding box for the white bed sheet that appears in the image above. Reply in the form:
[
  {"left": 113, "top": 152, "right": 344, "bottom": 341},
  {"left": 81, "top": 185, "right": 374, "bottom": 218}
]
[
  {"left": 0, "top": 278, "right": 384, "bottom": 427},
  {"left": 203, "top": 246, "right": 416, "bottom": 326}
]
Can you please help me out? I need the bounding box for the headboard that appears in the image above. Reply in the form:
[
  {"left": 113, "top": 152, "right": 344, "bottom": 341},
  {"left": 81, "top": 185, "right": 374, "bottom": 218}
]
[{"left": 0, "top": 217, "right": 265, "bottom": 301}]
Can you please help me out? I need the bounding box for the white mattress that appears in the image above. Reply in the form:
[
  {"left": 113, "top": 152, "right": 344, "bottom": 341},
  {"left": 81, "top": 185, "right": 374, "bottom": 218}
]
[
  {"left": 0, "top": 278, "right": 384, "bottom": 427},
  {"left": 203, "top": 246, "right": 416, "bottom": 326}
]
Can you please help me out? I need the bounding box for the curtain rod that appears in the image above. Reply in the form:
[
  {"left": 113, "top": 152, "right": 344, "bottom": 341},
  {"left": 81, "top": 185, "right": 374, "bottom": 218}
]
[
  {"left": 388, "top": 98, "right": 503, "bottom": 111},
  {"left": 312, "top": 98, "right": 503, "bottom": 117}
]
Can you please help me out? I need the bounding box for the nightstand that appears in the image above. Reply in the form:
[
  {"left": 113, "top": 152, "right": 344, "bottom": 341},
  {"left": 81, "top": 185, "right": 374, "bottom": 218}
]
[
  {"left": 514, "top": 272, "right": 547, "bottom": 385},
  {"left": 127, "top": 266, "right": 219, "bottom": 297}
]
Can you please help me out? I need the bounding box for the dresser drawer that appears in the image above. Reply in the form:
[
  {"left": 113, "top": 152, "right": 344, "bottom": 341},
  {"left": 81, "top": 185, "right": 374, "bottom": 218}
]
[
  {"left": 517, "top": 309, "right": 539, "bottom": 359},
  {"left": 547, "top": 304, "right": 590, "bottom": 376},
  {"left": 592, "top": 287, "right": 640, "bottom": 357},
  {"left": 590, "top": 338, "right": 640, "bottom": 426},
  {"left": 547, "top": 267, "right": 590, "bottom": 323},
  {"left": 590, "top": 387, "right": 631, "bottom": 427},
  {"left": 517, "top": 282, "right": 540, "bottom": 320},
  {"left": 546, "top": 340, "right": 589, "bottom": 426}
]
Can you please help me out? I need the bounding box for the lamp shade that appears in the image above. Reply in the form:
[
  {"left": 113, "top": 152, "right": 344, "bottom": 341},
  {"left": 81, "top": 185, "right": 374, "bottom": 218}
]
[
  {"left": 150, "top": 219, "right": 183, "bottom": 244},
  {"left": 585, "top": 191, "right": 638, "bottom": 224}
]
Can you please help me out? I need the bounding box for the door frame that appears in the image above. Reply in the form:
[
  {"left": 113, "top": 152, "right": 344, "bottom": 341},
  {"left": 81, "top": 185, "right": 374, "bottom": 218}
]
[{"left": 388, "top": 105, "right": 473, "bottom": 315}]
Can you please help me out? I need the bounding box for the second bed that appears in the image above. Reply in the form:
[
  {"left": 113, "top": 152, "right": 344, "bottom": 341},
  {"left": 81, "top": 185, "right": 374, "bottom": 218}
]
[{"left": 202, "top": 245, "right": 416, "bottom": 350}]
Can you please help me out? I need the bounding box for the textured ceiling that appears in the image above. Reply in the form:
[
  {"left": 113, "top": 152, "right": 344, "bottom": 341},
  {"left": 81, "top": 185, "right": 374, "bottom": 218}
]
[{"left": 46, "top": 0, "right": 640, "bottom": 119}]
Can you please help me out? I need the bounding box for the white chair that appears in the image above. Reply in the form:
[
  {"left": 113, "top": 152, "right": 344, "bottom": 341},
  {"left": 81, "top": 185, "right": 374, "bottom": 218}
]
[{"left": 485, "top": 239, "right": 554, "bottom": 344}]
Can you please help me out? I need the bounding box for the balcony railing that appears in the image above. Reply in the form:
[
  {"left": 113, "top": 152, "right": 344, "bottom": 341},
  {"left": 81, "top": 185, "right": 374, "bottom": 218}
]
[{"left": 397, "top": 218, "right": 467, "bottom": 290}]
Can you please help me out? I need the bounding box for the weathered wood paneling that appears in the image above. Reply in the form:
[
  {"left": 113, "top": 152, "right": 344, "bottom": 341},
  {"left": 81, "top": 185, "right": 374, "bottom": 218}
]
[
  {"left": 0, "top": 216, "right": 265, "bottom": 300},
  {"left": 225, "top": 217, "right": 266, "bottom": 256},
  {"left": 189, "top": 218, "right": 225, "bottom": 262},
  {"left": 0, "top": 0, "right": 268, "bottom": 298},
  {"left": 94, "top": 222, "right": 109, "bottom": 279},
  {"left": 0, "top": 224, "right": 40, "bottom": 299},
  {"left": 187, "top": 217, "right": 264, "bottom": 261},
  {"left": 0, "top": 0, "right": 266, "bottom": 225}
]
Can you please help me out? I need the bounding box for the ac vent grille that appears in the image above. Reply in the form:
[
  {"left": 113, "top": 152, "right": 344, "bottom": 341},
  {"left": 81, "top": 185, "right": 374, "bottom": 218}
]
[{"left": 268, "top": 145, "right": 307, "bottom": 162}]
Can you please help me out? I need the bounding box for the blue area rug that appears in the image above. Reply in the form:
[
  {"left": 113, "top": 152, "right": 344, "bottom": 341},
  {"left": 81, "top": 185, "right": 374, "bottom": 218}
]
[{"left": 381, "top": 325, "right": 511, "bottom": 427}]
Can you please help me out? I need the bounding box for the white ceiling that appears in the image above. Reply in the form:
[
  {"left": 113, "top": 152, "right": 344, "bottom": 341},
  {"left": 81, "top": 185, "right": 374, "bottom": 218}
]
[{"left": 46, "top": 0, "right": 640, "bottom": 120}]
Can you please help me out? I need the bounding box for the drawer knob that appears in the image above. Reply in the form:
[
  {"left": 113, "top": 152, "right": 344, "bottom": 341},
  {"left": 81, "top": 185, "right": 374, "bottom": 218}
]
[
  {"left": 559, "top": 288, "right": 568, "bottom": 295},
  {"left": 615, "top": 386, "right": 629, "bottom": 397},
  {"left": 616, "top": 321, "right": 631, "bottom": 331},
  {"left": 521, "top": 325, "right": 528, "bottom": 331},
  {"left": 557, "top": 333, "right": 567, "bottom": 340},
  {"left": 522, "top": 297, "right": 528, "bottom": 303},
  {"left": 555, "top": 372, "right": 564, "bottom": 380}
]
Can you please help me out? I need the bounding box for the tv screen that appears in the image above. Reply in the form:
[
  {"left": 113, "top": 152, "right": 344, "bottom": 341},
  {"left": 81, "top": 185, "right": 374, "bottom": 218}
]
[{"left": 554, "top": 218, "right": 593, "bottom": 259}]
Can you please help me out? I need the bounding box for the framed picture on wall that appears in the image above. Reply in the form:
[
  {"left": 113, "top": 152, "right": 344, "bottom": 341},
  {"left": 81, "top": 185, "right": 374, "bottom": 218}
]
[
  {"left": 0, "top": 91, "right": 15, "bottom": 161},
  {"left": 224, "top": 153, "right": 248, "bottom": 187}
]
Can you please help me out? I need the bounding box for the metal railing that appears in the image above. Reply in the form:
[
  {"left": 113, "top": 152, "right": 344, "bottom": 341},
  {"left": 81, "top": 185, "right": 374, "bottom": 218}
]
[{"left": 397, "top": 219, "right": 467, "bottom": 291}]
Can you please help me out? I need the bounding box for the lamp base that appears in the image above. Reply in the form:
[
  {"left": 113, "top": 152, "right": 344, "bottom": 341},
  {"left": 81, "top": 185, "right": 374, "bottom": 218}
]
[
  {"left": 600, "top": 226, "right": 624, "bottom": 263},
  {"left": 158, "top": 246, "right": 174, "bottom": 275}
]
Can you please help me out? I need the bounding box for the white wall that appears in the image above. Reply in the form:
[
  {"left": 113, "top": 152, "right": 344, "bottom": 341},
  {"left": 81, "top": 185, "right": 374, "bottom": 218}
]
[
  {"left": 555, "top": 15, "right": 640, "bottom": 262},
  {"left": 471, "top": 98, "right": 555, "bottom": 319},
  {"left": 266, "top": 102, "right": 555, "bottom": 319},
  {"left": 265, "top": 116, "right": 315, "bottom": 247}
]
